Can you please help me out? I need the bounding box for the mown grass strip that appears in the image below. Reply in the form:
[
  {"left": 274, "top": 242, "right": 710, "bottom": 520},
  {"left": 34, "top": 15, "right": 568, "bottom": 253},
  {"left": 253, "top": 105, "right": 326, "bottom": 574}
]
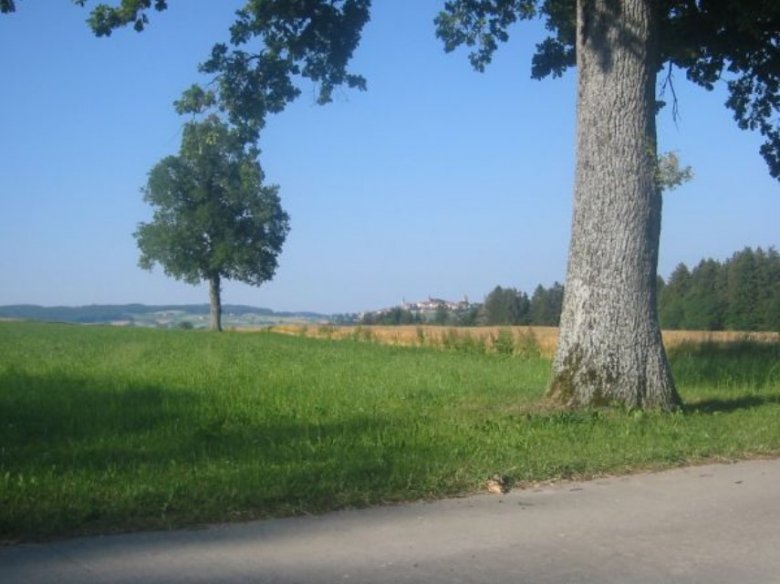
[{"left": 0, "top": 321, "right": 778, "bottom": 542}]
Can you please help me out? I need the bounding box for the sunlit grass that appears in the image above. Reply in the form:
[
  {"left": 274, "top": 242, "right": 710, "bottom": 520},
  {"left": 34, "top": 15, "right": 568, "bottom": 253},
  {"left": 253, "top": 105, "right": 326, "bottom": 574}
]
[{"left": 0, "top": 321, "right": 778, "bottom": 542}]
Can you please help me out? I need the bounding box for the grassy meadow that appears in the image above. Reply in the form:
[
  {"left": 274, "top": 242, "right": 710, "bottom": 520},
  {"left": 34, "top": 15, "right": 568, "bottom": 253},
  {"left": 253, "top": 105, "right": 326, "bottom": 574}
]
[{"left": 1, "top": 321, "right": 779, "bottom": 542}]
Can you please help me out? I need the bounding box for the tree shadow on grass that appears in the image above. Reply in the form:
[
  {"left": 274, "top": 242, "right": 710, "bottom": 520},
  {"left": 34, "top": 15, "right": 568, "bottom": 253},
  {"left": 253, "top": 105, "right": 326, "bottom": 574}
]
[
  {"left": 683, "top": 394, "right": 780, "bottom": 415},
  {"left": 668, "top": 340, "right": 780, "bottom": 388},
  {"left": 0, "top": 368, "right": 411, "bottom": 471},
  {"left": 0, "top": 368, "right": 205, "bottom": 451},
  {"left": 0, "top": 368, "right": 450, "bottom": 540}
]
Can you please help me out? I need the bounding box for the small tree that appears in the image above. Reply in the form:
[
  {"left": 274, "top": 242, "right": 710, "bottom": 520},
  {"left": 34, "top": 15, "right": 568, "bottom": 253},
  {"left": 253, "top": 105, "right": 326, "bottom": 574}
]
[{"left": 135, "top": 115, "right": 289, "bottom": 331}]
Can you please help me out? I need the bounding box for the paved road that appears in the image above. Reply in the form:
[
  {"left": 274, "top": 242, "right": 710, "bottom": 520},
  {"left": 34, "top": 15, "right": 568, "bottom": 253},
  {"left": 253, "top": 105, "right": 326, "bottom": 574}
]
[{"left": 2, "top": 458, "right": 779, "bottom": 583}]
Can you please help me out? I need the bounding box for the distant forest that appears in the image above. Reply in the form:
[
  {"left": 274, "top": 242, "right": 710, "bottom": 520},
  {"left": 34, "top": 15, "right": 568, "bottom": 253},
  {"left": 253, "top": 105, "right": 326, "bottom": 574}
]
[
  {"left": 658, "top": 247, "right": 779, "bottom": 332},
  {"left": 360, "top": 247, "right": 779, "bottom": 332}
]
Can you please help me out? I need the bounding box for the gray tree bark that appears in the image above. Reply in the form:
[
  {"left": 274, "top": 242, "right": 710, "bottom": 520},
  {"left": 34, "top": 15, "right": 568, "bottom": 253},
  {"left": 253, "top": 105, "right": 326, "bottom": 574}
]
[
  {"left": 548, "top": 0, "right": 681, "bottom": 410},
  {"left": 209, "top": 274, "right": 223, "bottom": 332}
]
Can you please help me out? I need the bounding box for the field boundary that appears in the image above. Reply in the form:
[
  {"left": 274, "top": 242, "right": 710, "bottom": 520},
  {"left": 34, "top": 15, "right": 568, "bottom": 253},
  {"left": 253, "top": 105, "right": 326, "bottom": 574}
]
[{"left": 264, "top": 324, "right": 780, "bottom": 358}]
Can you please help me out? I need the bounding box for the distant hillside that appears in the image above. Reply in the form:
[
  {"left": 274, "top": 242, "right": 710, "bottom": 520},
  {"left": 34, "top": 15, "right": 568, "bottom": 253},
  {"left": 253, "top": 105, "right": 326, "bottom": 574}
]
[{"left": 0, "top": 304, "right": 328, "bottom": 328}]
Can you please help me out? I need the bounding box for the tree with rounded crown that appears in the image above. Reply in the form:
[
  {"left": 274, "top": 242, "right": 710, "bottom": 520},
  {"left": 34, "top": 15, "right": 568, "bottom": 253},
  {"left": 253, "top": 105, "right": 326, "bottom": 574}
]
[
  {"left": 135, "top": 114, "right": 289, "bottom": 331},
  {"left": 8, "top": 1, "right": 777, "bottom": 406}
]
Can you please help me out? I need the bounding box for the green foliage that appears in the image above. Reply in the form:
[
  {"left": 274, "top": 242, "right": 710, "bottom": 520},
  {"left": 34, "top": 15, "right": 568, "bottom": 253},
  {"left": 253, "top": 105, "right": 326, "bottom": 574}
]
[
  {"left": 357, "top": 283, "right": 565, "bottom": 329},
  {"left": 56, "top": 2, "right": 776, "bottom": 177},
  {"left": 434, "top": 0, "right": 539, "bottom": 72},
  {"left": 1, "top": 322, "right": 778, "bottom": 540},
  {"left": 433, "top": 303, "right": 450, "bottom": 325},
  {"left": 135, "top": 115, "right": 289, "bottom": 331},
  {"left": 668, "top": 339, "right": 780, "bottom": 391},
  {"left": 529, "top": 281, "right": 564, "bottom": 326},
  {"left": 656, "top": 151, "right": 693, "bottom": 192},
  {"left": 484, "top": 286, "right": 530, "bottom": 326},
  {"left": 659, "top": 247, "right": 780, "bottom": 332},
  {"left": 359, "top": 301, "right": 484, "bottom": 327},
  {"left": 441, "top": 328, "right": 487, "bottom": 355},
  {"left": 174, "top": 84, "right": 216, "bottom": 116},
  {"left": 428, "top": 302, "right": 480, "bottom": 327},
  {"left": 72, "top": 0, "right": 371, "bottom": 138},
  {"left": 516, "top": 328, "right": 542, "bottom": 359},
  {"left": 330, "top": 312, "right": 360, "bottom": 325},
  {"left": 75, "top": 0, "right": 169, "bottom": 35},
  {"left": 352, "top": 244, "right": 774, "bottom": 333},
  {"left": 659, "top": 263, "right": 691, "bottom": 329},
  {"left": 7, "top": 2, "right": 777, "bottom": 174},
  {"left": 455, "top": 304, "right": 481, "bottom": 326},
  {"left": 436, "top": 0, "right": 780, "bottom": 179},
  {"left": 491, "top": 328, "right": 516, "bottom": 356}
]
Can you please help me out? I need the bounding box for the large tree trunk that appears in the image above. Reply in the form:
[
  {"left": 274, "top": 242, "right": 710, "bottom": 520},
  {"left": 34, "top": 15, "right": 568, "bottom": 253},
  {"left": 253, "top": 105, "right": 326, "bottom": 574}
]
[
  {"left": 548, "top": 0, "right": 681, "bottom": 410},
  {"left": 208, "top": 274, "right": 223, "bottom": 332}
]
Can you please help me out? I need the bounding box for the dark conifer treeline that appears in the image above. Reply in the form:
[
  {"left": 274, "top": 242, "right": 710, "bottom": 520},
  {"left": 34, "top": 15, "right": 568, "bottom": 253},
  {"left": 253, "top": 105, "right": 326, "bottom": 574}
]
[
  {"left": 482, "top": 283, "right": 564, "bottom": 326},
  {"left": 658, "top": 247, "right": 779, "bottom": 332},
  {"left": 359, "top": 247, "right": 778, "bottom": 332}
]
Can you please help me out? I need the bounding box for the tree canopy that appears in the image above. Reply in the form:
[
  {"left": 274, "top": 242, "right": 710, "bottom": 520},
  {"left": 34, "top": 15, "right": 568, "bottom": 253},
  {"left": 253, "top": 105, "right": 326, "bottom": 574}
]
[
  {"left": 135, "top": 115, "right": 289, "bottom": 331},
  {"left": 435, "top": 0, "right": 780, "bottom": 179},
  {"left": 8, "top": 2, "right": 772, "bottom": 175},
  {"left": 54, "top": 0, "right": 371, "bottom": 140}
]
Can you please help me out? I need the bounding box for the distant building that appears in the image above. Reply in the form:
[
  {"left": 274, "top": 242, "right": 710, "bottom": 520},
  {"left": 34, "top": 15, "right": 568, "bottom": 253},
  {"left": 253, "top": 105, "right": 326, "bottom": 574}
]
[{"left": 402, "top": 296, "right": 470, "bottom": 313}]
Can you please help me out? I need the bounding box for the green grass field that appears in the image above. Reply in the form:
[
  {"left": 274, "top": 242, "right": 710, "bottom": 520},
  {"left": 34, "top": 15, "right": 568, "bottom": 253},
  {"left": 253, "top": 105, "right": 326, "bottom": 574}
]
[{"left": 1, "top": 321, "right": 778, "bottom": 542}]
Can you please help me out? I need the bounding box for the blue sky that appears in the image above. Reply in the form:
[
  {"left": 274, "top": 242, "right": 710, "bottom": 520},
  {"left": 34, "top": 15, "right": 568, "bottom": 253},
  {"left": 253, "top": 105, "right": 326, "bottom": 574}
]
[{"left": 1, "top": 1, "right": 777, "bottom": 314}]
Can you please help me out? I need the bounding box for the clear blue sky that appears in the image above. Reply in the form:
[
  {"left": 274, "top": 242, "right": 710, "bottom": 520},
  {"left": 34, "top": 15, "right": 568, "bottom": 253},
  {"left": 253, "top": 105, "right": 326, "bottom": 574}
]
[{"left": 1, "top": 1, "right": 777, "bottom": 314}]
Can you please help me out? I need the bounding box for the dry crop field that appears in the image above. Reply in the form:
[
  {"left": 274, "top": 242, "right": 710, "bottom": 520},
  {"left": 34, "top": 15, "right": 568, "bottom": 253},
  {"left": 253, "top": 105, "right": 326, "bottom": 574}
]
[{"left": 266, "top": 324, "right": 780, "bottom": 358}]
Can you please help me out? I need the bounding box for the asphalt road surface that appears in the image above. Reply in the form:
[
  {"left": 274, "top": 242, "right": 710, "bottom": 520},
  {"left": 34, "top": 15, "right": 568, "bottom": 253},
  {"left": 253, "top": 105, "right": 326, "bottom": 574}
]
[{"left": 2, "top": 458, "right": 779, "bottom": 583}]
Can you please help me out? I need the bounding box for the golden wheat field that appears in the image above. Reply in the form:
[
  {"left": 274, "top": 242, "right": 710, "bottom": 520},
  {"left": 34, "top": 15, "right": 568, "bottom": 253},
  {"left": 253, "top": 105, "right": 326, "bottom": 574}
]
[{"left": 263, "top": 324, "right": 779, "bottom": 358}]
